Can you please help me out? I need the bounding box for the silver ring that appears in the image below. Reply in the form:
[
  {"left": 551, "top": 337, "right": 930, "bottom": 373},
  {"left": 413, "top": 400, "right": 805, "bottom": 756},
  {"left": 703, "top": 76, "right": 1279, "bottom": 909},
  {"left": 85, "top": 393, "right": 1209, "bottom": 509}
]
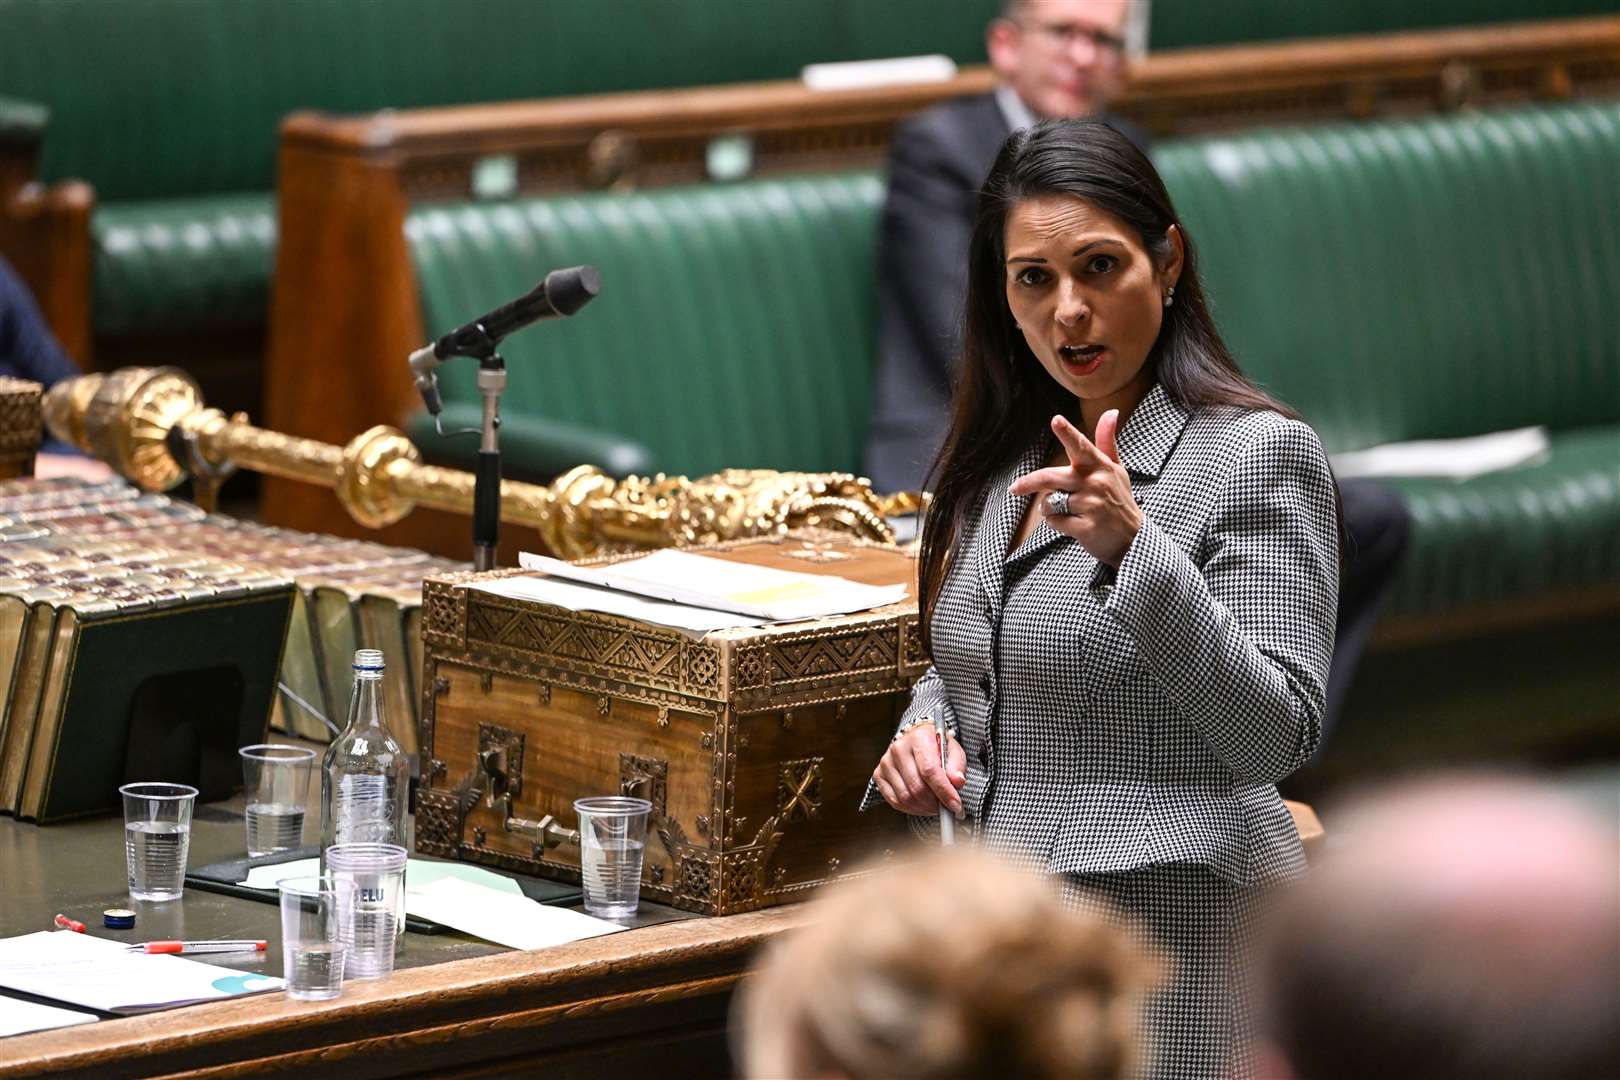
[{"left": 1045, "top": 490, "right": 1071, "bottom": 516}]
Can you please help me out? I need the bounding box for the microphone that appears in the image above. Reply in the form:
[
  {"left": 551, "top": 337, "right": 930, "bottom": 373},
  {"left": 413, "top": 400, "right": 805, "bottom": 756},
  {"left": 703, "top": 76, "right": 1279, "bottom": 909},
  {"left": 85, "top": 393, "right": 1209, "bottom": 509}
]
[{"left": 409, "top": 265, "right": 600, "bottom": 415}]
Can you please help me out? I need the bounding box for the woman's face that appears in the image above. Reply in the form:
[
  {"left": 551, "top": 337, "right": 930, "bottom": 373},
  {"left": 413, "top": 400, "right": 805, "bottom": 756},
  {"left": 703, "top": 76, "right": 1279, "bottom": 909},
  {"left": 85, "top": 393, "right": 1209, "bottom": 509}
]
[{"left": 1003, "top": 194, "right": 1182, "bottom": 420}]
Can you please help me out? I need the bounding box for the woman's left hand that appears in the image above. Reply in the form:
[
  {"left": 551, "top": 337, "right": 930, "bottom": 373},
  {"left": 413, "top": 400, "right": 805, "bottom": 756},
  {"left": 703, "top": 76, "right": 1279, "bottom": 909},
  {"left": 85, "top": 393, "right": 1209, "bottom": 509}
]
[{"left": 1008, "top": 409, "right": 1142, "bottom": 568}]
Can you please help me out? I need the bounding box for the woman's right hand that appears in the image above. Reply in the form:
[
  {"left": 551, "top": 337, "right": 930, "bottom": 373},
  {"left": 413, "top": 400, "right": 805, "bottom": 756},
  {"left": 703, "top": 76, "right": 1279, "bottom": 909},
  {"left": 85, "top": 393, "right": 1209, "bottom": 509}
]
[{"left": 873, "top": 722, "right": 966, "bottom": 816}]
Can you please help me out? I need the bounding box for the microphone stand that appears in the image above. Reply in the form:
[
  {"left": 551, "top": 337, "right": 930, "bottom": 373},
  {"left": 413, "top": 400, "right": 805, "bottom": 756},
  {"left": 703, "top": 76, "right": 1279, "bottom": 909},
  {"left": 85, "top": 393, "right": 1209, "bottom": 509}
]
[{"left": 461, "top": 326, "right": 505, "bottom": 572}]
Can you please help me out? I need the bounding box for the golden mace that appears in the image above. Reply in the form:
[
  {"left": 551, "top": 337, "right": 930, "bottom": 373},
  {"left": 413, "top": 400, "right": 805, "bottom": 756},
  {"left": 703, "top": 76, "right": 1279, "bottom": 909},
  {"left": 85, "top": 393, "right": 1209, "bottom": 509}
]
[{"left": 44, "top": 367, "right": 912, "bottom": 560}]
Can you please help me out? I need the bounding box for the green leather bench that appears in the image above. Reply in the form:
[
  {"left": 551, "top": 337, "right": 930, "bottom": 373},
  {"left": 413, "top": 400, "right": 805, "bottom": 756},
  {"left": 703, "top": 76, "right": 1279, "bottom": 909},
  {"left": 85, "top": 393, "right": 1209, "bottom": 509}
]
[
  {"left": 404, "top": 100, "right": 1619, "bottom": 766},
  {"left": 0, "top": 0, "right": 999, "bottom": 347},
  {"left": 4, "top": 0, "right": 1607, "bottom": 360}
]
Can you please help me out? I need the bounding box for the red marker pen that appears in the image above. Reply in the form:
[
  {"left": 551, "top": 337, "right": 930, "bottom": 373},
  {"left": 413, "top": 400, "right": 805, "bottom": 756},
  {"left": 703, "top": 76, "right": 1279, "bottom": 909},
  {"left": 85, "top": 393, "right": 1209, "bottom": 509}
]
[
  {"left": 53, "top": 913, "right": 86, "bottom": 933},
  {"left": 125, "top": 939, "right": 268, "bottom": 955}
]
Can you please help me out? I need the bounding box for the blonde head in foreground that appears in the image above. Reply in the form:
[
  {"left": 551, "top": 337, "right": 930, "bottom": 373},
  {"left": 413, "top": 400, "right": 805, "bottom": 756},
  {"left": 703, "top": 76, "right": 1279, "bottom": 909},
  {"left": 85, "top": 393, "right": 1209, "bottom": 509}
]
[{"left": 739, "top": 847, "right": 1161, "bottom": 1080}]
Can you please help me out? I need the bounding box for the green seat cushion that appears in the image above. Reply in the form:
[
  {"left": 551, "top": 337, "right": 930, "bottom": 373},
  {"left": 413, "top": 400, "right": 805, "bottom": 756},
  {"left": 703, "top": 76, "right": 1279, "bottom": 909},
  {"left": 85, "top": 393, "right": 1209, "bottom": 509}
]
[
  {"left": 1156, "top": 100, "right": 1620, "bottom": 453},
  {"left": 408, "top": 172, "right": 884, "bottom": 478},
  {"left": 1383, "top": 426, "right": 1620, "bottom": 614},
  {"left": 92, "top": 192, "right": 276, "bottom": 337}
]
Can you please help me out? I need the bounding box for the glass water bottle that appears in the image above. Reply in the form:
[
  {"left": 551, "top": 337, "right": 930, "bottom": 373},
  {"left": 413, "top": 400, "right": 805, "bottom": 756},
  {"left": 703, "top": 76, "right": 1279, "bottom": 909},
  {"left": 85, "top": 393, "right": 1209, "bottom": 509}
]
[{"left": 320, "top": 649, "right": 410, "bottom": 862}]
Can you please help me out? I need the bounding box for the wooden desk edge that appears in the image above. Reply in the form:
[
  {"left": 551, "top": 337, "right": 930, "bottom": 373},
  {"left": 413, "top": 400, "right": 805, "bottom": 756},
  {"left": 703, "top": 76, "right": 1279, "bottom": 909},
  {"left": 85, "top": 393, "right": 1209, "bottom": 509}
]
[{"left": 0, "top": 905, "right": 811, "bottom": 1078}]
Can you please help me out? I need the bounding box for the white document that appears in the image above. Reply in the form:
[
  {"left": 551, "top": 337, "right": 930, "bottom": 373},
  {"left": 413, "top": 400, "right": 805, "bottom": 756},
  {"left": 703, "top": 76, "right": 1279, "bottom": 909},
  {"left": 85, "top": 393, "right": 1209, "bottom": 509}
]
[
  {"left": 518, "top": 549, "right": 908, "bottom": 622},
  {"left": 1331, "top": 426, "right": 1550, "bottom": 480},
  {"left": 801, "top": 54, "right": 956, "bottom": 91},
  {"left": 469, "top": 573, "right": 767, "bottom": 639},
  {"left": 0, "top": 931, "right": 283, "bottom": 1014},
  {"left": 404, "top": 878, "right": 626, "bottom": 951},
  {"left": 240, "top": 856, "right": 523, "bottom": 897},
  {"left": 0, "top": 995, "right": 98, "bottom": 1039}
]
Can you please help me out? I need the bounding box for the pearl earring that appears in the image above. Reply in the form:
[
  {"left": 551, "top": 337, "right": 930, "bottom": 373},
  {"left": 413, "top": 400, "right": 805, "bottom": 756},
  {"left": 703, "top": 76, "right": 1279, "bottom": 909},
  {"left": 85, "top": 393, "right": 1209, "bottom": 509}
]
[{"left": 1164, "top": 285, "right": 1176, "bottom": 308}]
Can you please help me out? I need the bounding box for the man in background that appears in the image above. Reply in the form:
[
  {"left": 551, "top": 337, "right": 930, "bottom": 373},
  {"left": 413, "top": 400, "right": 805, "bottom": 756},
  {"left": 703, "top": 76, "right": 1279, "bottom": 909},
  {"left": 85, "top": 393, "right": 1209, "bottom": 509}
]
[
  {"left": 1, "top": 253, "right": 110, "bottom": 478},
  {"left": 1258, "top": 775, "right": 1620, "bottom": 1080},
  {"left": 864, "top": 0, "right": 1409, "bottom": 740}
]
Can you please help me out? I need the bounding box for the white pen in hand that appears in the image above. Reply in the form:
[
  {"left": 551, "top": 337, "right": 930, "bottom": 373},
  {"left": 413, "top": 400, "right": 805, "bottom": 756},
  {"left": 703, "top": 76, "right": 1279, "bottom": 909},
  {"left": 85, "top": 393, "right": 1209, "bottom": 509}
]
[{"left": 937, "top": 723, "right": 956, "bottom": 846}]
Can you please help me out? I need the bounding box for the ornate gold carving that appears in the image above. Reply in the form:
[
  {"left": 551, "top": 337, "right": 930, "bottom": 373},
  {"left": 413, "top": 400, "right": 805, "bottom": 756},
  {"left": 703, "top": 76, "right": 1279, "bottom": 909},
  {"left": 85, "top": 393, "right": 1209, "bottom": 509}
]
[
  {"left": 619, "top": 754, "right": 668, "bottom": 818},
  {"left": 658, "top": 813, "right": 782, "bottom": 914},
  {"left": 782, "top": 540, "right": 853, "bottom": 563},
  {"left": 596, "top": 694, "right": 611, "bottom": 717},
  {"left": 735, "top": 649, "right": 768, "bottom": 689},
  {"left": 719, "top": 816, "right": 784, "bottom": 914},
  {"left": 0, "top": 377, "right": 42, "bottom": 477},
  {"left": 43, "top": 369, "right": 897, "bottom": 557},
  {"left": 656, "top": 706, "right": 669, "bottom": 728},
  {"left": 479, "top": 672, "right": 494, "bottom": 693},
  {"left": 478, "top": 723, "right": 525, "bottom": 799},
  {"left": 778, "top": 757, "right": 823, "bottom": 821},
  {"left": 415, "top": 788, "right": 464, "bottom": 857},
  {"left": 683, "top": 646, "right": 720, "bottom": 695},
  {"left": 538, "top": 683, "right": 551, "bottom": 705}
]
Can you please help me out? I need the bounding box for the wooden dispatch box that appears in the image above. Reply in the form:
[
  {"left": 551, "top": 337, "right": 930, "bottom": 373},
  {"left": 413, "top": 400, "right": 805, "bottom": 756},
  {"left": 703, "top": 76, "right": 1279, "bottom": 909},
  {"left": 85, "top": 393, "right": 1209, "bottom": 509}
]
[{"left": 416, "top": 535, "right": 920, "bottom": 915}]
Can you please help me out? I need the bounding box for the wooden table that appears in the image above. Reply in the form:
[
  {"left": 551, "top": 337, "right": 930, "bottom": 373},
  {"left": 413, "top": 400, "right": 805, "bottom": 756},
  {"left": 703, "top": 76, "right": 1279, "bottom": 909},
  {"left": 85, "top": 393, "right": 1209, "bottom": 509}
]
[
  {"left": 0, "top": 756, "right": 1321, "bottom": 1077},
  {"left": 0, "top": 905, "right": 801, "bottom": 1078},
  {"left": 0, "top": 756, "right": 796, "bottom": 1078}
]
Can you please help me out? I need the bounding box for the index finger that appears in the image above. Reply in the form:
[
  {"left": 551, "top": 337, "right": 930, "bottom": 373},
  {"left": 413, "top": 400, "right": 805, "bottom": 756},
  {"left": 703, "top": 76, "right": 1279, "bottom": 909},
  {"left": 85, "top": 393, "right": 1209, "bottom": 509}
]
[{"left": 1051, "top": 414, "right": 1106, "bottom": 468}]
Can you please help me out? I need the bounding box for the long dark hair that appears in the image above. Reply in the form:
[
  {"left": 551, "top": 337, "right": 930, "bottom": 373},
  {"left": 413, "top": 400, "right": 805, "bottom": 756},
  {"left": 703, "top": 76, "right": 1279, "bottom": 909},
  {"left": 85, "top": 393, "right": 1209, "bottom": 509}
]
[{"left": 919, "top": 119, "right": 1313, "bottom": 649}]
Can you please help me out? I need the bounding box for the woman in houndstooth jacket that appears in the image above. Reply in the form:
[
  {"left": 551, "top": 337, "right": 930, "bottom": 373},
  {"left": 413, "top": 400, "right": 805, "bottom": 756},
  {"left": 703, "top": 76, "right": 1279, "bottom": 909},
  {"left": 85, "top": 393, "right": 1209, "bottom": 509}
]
[{"left": 867, "top": 119, "right": 1340, "bottom": 1079}]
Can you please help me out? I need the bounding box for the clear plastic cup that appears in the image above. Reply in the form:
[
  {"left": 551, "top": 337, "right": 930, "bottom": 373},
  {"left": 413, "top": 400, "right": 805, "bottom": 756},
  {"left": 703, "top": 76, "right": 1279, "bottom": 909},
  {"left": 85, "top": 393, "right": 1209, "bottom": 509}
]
[
  {"left": 119, "top": 782, "right": 198, "bottom": 901},
  {"left": 278, "top": 875, "right": 353, "bottom": 1001},
  {"left": 573, "top": 796, "right": 651, "bottom": 920},
  {"left": 239, "top": 744, "right": 316, "bottom": 857},
  {"left": 325, "top": 842, "right": 407, "bottom": 979}
]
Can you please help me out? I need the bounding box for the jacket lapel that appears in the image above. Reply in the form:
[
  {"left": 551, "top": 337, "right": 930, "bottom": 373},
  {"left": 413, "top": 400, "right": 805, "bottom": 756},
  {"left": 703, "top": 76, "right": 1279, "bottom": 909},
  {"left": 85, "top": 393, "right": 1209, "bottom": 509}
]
[
  {"left": 1084, "top": 383, "right": 1190, "bottom": 589},
  {"left": 975, "top": 442, "right": 1049, "bottom": 611}
]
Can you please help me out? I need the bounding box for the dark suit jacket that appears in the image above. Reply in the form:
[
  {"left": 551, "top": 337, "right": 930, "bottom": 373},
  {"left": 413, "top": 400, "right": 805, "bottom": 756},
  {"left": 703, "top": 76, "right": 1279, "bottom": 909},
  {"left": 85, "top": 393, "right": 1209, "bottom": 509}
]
[{"left": 862, "top": 93, "right": 1149, "bottom": 494}]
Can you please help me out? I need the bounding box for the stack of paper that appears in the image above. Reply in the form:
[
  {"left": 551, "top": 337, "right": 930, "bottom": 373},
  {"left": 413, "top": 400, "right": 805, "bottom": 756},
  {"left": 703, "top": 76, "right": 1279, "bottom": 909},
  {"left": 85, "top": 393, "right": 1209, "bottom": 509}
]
[
  {"left": 0, "top": 931, "right": 283, "bottom": 1015},
  {"left": 239, "top": 859, "right": 627, "bottom": 952},
  {"left": 514, "top": 550, "right": 908, "bottom": 623},
  {"left": 1330, "top": 426, "right": 1549, "bottom": 480}
]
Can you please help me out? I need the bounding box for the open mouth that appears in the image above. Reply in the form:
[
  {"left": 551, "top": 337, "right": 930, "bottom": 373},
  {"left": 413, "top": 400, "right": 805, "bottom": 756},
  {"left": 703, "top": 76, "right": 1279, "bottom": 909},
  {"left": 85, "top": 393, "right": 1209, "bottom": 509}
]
[{"left": 1058, "top": 344, "right": 1106, "bottom": 372}]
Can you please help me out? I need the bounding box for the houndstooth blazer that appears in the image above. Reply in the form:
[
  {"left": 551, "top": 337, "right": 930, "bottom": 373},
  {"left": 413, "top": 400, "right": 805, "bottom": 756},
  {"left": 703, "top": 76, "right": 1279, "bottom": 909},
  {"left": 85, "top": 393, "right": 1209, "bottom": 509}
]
[{"left": 865, "top": 383, "right": 1339, "bottom": 886}]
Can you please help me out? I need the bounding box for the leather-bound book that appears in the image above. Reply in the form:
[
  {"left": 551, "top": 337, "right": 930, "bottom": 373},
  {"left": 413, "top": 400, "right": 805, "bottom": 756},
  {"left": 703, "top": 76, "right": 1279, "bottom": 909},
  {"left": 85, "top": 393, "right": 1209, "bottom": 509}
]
[{"left": 11, "top": 573, "right": 297, "bottom": 823}]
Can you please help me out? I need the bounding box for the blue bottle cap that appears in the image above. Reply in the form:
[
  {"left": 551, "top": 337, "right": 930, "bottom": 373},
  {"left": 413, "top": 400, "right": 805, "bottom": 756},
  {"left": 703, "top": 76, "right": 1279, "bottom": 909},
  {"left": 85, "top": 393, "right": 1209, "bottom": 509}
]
[{"left": 103, "top": 908, "right": 136, "bottom": 930}]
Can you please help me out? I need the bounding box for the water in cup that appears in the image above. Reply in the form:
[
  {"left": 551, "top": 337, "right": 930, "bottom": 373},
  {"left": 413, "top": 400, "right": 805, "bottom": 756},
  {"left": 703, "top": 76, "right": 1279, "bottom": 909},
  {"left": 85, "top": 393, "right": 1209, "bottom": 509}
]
[
  {"left": 287, "top": 941, "right": 345, "bottom": 1000},
  {"left": 245, "top": 802, "right": 306, "bottom": 854},
  {"left": 581, "top": 837, "right": 645, "bottom": 920},
  {"left": 120, "top": 782, "right": 198, "bottom": 902},
  {"left": 125, "top": 819, "right": 190, "bottom": 901},
  {"left": 279, "top": 875, "right": 351, "bottom": 1001},
  {"left": 240, "top": 744, "right": 316, "bottom": 858},
  {"left": 573, "top": 796, "right": 652, "bottom": 920}
]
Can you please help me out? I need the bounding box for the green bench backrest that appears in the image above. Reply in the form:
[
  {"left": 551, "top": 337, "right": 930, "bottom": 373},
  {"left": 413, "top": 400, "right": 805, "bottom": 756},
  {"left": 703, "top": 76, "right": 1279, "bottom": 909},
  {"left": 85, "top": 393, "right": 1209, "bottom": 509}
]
[
  {"left": 4, "top": 0, "right": 1609, "bottom": 203},
  {"left": 1157, "top": 100, "right": 1620, "bottom": 452},
  {"left": 411, "top": 173, "right": 885, "bottom": 478},
  {"left": 0, "top": 0, "right": 997, "bottom": 201},
  {"left": 412, "top": 101, "right": 1618, "bottom": 475}
]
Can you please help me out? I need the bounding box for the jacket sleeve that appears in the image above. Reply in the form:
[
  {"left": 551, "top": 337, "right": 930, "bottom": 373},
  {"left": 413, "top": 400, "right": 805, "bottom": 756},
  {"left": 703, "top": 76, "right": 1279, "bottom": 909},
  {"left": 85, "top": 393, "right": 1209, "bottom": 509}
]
[
  {"left": 1104, "top": 417, "right": 1339, "bottom": 783},
  {"left": 858, "top": 664, "right": 957, "bottom": 812},
  {"left": 878, "top": 116, "right": 977, "bottom": 383}
]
